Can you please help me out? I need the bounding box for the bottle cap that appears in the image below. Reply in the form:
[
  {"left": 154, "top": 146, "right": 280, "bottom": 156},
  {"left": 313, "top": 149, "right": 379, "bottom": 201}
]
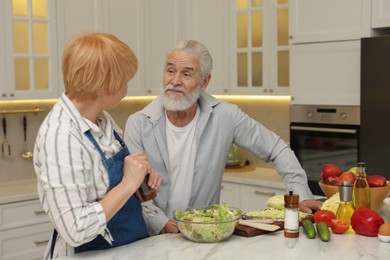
[
  {"left": 357, "top": 162, "right": 366, "bottom": 167},
  {"left": 284, "top": 191, "right": 299, "bottom": 208},
  {"left": 338, "top": 181, "right": 353, "bottom": 202}
]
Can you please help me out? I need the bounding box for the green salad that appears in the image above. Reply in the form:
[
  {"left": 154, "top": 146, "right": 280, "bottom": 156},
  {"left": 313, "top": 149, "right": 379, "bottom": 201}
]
[{"left": 174, "top": 204, "right": 242, "bottom": 242}]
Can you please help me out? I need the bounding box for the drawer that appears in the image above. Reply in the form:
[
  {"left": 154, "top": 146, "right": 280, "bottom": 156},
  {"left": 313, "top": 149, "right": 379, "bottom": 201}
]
[
  {"left": 240, "top": 185, "right": 285, "bottom": 212},
  {"left": 0, "top": 200, "right": 49, "bottom": 231},
  {"left": 0, "top": 222, "right": 52, "bottom": 260}
]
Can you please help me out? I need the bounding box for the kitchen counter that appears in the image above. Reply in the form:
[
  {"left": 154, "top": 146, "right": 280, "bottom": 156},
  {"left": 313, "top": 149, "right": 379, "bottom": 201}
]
[
  {"left": 0, "top": 178, "right": 38, "bottom": 204},
  {"left": 56, "top": 229, "right": 390, "bottom": 260},
  {"left": 223, "top": 166, "right": 285, "bottom": 189},
  {"left": 0, "top": 167, "right": 282, "bottom": 205}
]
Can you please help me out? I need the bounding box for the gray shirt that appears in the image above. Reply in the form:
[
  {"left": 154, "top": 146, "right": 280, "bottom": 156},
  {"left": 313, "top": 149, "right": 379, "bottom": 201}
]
[{"left": 124, "top": 92, "right": 314, "bottom": 235}]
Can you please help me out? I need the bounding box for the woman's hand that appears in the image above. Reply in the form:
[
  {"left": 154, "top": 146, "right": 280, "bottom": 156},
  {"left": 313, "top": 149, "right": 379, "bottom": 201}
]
[
  {"left": 101, "top": 152, "right": 161, "bottom": 221},
  {"left": 122, "top": 152, "right": 151, "bottom": 189},
  {"left": 122, "top": 152, "right": 161, "bottom": 193}
]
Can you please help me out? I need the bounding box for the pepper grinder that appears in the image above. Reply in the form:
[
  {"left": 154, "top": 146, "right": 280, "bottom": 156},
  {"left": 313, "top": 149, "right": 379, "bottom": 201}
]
[
  {"left": 138, "top": 176, "right": 157, "bottom": 201},
  {"left": 284, "top": 191, "right": 299, "bottom": 238}
]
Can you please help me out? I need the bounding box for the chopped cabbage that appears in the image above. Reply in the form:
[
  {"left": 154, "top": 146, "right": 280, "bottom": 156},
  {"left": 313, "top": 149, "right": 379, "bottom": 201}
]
[
  {"left": 245, "top": 208, "right": 310, "bottom": 221},
  {"left": 174, "top": 204, "right": 241, "bottom": 242},
  {"left": 321, "top": 192, "right": 340, "bottom": 214},
  {"left": 265, "top": 195, "right": 285, "bottom": 210},
  {"left": 246, "top": 208, "right": 284, "bottom": 219}
]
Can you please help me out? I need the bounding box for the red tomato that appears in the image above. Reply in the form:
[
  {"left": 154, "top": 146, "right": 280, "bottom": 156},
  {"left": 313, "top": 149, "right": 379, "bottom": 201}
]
[
  {"left": 367, "top": 175, "right": 387, "bottom": 187},
  {"left": 330, "top": 219, "right": 349, "bottom": 234},
  {"left": 313, "top": 210, "right": 336, "bottom": 227},
  {"left": 324, "top": 176, "right": 340, "bottom": 185},
  {"left": 320, "top": 164, "right": 342, "bottom": 181},
  {"left": 337, "top": 171, "right": 356, "bottom": 185}
]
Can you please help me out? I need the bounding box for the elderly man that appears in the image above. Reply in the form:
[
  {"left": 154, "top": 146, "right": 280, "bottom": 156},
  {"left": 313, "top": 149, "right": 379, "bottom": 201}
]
[{"left": 124, "top": 40, "right": 322, "bottom": 235}]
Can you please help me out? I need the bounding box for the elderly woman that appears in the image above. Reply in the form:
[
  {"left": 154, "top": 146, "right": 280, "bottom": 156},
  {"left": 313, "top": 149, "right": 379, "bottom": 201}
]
[{"left": 34, "top": 33, "right": 161, "bottom": 259}]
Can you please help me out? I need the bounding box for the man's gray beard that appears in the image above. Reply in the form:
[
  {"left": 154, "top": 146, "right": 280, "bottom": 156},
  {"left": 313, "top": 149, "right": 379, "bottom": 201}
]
[{"left": 160, "top": 84, "right": 201, "bottom": 111}]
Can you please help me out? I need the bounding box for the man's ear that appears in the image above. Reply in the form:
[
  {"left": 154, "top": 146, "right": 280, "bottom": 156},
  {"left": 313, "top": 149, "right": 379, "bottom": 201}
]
[{"left": 201, "top": 74, "right": 211, "bottom": 91}]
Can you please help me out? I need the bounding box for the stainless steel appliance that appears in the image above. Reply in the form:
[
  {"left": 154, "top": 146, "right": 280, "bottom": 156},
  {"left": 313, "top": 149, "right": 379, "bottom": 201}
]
[{"left": 290, "top": 105, "right": 360, "bottom": 196}]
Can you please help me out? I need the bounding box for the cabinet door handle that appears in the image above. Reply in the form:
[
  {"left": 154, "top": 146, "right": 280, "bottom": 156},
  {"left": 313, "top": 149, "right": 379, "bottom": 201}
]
[
  {"left": 34, "top": 239, "right": 49, "bottom": 246},
  {"left": 254, "top": 191, "right": 276, "bottom": 196},
  {"left": 34, "top": 210, "right": 46, "bottom": 215}
]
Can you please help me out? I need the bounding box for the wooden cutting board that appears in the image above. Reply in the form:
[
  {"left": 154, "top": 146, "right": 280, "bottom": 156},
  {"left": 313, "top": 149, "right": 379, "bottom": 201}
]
[{"left": 234, "top": 222, "right": 284, "bottom": 237}]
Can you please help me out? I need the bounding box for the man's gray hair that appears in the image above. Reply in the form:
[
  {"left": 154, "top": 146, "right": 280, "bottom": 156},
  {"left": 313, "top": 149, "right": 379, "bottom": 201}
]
[{"left": 167, "top": 40, "right": 213, "bottom": 82}]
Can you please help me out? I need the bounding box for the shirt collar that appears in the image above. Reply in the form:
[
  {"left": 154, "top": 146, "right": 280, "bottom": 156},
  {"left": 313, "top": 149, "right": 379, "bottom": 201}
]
[{"left": 57, "top": 92, "right": 121, "bottom": 136}]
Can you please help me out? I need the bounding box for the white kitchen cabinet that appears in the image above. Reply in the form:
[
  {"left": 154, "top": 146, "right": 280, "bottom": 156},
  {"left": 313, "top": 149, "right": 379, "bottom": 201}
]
[
  {"left": 187, "top": 0, "right": 231, "bottom": 94},
  {"left": 240, "top": 184, "right": 283, "bottom": 212},
  {"left": 220, "top": 182, "right": 240, "bottom": 209},
  {"left": 230, "top": 0, "right": 290, "bottom": 96},
  {"left": 142, "top": 0, "right": 184, "bottom": 95},
  {"left": 0, "top": 199, "right": 52, "bottom": 260},
  {"left": 56, "top": 0, "right": 107, "bottom": 96},
  {"left": 139, "top": 0, "right": 231, "bottom": 95},
  {"left": 289, "top": 0, "right": 371, "bottom": 44},
  {"left": 221, "top": 181, "right": 285, "bottom": 213},
  {"left": 1, "top": 222, "right": 52, "bottom": 260},
  {"left": 0, "top": 0, "right": 59, "bottom": 100},
  {"left": 290, "top": 40, "right": 360, "bottom": 106},
  {"left": 103, "top": 0, "right": 145, "bottom": 96},
  {"left": 372, "top": 0, "right": 390, "bottom": 28},
  {"left": 56, "top": 0, "right": 230, "bottom": 96}
]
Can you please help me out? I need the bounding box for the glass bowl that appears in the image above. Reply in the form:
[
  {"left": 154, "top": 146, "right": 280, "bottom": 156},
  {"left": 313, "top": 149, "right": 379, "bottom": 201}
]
[{"left": 173, "top": 204, "right": 242, "bottom": 243}]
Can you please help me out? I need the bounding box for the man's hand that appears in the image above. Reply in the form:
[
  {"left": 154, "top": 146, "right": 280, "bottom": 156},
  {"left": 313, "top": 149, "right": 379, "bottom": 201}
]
[
  {"left": 299, "top": 200, "right": 323, "bottom": 214},
  {"left": 160, "top": 218, "right": 179, "bottom": 234}
]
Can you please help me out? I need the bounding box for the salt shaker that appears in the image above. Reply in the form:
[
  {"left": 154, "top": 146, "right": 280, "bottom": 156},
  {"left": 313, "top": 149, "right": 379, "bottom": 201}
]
[{"left": 284, "top": 191, "right": 299, "bottom": 238}]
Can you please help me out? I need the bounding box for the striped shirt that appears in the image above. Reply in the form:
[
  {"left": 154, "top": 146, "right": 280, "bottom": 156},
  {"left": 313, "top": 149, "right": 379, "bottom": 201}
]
[{"left": 34, "top": 93, "right": 123, "bottom": 259}]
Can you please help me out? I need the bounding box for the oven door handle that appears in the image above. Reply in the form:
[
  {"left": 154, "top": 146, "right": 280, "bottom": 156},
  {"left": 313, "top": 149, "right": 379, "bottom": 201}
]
[{"left": 290, "top": 126, "right": 358, "bottom": 134}]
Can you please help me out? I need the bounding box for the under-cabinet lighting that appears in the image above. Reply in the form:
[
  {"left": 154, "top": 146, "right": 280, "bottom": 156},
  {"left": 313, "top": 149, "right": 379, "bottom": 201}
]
[{"left": 0, "top": 95, "right": 290, "bottom": 106}]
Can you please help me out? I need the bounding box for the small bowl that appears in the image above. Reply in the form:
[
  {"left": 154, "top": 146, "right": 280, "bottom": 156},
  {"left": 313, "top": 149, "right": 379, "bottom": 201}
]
[
  {"left": 378, "top": 234, "right": 390, "bottom": 243},
  {"left": 318, "top": 180, "right": 390, "bottom": 211},
  {"left": 173, "top": 205, "right": 242, "bottom": 243}
]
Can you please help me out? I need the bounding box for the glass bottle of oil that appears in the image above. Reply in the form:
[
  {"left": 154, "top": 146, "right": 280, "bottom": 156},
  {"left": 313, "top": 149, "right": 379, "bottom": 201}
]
[
  {"left": 336, "top": 181, "right": 355, "bottom": 226},
  {"left": 352, "top": 162, "right": 371, "bottom": 209}
]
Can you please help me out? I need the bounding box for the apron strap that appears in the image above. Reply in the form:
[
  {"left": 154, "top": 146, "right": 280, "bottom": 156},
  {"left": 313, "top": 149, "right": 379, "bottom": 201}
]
[
  {"left": 85, "top": 131, "right": 107, "bottom": 160},
  {"left": 50, "top": 229, "right": 58, "bottom": 259}
]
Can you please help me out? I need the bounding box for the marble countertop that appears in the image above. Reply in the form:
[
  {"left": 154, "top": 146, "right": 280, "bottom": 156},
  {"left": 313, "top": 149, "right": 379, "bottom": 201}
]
[
  {"left": 0, "top": 178, "right": 38, "bottom": 204},
  {"left": 0, "top": 167, "right": 284, "bottom": 205},
  {"left": 57, "top": 229, "right": 390, "bottom": 260}
]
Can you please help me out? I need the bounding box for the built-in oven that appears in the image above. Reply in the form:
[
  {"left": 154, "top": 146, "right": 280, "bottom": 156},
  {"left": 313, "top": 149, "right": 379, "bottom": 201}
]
[{"left": 290, "top": 105, "right": 360, "bottom": 196}]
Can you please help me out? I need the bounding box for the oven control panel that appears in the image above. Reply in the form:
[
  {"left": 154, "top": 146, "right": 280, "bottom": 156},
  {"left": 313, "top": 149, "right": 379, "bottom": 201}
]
[{"left": 291, "top": 105, "right": 360, "bottom": 125}]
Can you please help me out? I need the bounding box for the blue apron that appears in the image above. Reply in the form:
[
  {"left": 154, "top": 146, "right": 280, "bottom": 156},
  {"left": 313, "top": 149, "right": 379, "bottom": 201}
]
[{"left": 50, "top": 130, "right": 148, "bottom": 257}]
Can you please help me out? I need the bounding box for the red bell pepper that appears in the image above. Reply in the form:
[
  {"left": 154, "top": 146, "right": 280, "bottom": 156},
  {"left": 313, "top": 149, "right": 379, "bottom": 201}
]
[{"left": 351, "top": 208, "right": 384, "bottom": 236}]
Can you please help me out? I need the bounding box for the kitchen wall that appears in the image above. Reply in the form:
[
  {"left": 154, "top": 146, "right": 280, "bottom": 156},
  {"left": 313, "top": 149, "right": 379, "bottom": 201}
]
[{"left": 0, "top": 96, "right": 290, "bottom": 182}]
